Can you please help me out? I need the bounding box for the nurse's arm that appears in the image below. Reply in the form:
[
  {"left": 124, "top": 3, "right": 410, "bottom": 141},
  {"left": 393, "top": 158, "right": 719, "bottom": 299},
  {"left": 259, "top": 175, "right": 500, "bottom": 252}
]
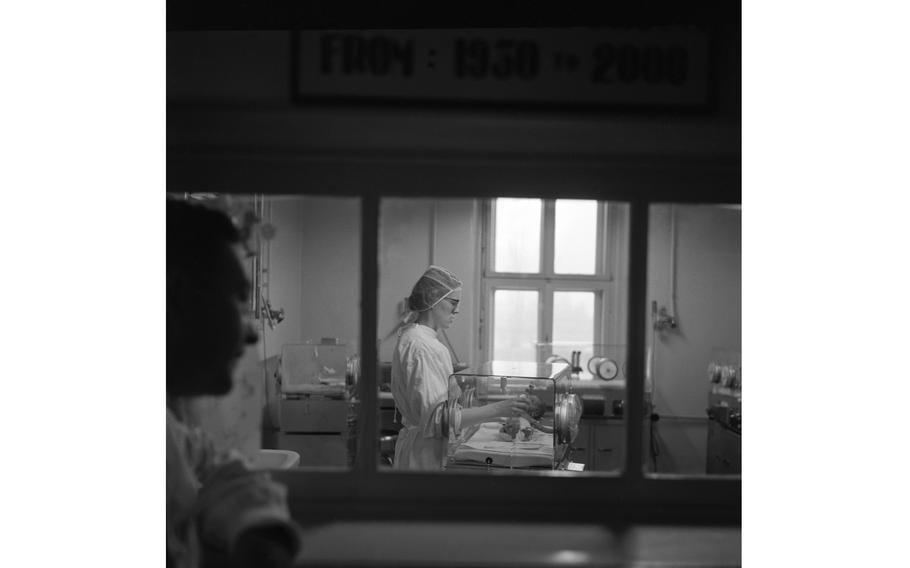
[{"left": 458, "top": 396, "right": 531, "bottom": 429}]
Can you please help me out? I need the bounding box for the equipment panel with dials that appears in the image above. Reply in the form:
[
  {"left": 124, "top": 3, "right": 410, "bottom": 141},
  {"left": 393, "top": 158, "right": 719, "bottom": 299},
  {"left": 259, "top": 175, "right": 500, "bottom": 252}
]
[{"left": 706, "top": 352, "right": 741, "bottom": 474}]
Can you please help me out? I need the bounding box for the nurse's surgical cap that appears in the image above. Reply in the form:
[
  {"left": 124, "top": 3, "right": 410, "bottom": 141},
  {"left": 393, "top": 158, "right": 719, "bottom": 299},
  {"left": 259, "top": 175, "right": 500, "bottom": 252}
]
[{"left": 407, "top": 265, "right": 463, "bottom": 312}]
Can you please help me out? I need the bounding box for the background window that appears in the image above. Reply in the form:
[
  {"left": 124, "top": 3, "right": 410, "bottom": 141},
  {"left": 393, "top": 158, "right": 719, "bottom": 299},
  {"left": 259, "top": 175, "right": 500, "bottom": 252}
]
[
  {"left": 482, "top": 198, "right": 626, "bottom": 365},
  {"left": 552, "top": 290, "right": 597, "bottom": 364},
  {"left": 492, "top": 289, "right": 540, "bottom": 361},
  {"left": 493, "top": 198, "right": 542, "bottom": 273},
  {"left": 554, "top": 199, "right": 598, "bottom": 274}
]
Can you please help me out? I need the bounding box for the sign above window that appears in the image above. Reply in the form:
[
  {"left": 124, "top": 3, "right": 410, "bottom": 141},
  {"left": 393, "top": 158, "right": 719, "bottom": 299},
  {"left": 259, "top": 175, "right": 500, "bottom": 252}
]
[{"left": 293, "top": 27, "right": 712, "bottom": 109}]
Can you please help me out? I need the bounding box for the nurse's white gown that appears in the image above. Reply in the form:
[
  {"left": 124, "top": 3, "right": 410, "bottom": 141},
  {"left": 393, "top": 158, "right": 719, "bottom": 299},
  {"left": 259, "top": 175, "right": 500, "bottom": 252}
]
[{"left": 391, "top": 323, "right": 460, "bottom": 470}]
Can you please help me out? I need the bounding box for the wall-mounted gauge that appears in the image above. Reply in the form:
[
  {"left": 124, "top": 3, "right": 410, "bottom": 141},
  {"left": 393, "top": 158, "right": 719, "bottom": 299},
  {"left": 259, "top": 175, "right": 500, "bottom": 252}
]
[
  {"left": 596, "top": 358, "right": 619, "bottom": 380},
  {"left": 588, "top": 356, "right": 619, "bottom": 380}
]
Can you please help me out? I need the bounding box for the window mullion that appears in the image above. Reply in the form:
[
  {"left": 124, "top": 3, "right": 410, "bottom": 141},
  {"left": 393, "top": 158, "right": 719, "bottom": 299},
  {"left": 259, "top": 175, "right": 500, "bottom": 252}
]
[
  {"left": 541, "top": 282, "right": 553, "bottom": 345},
  {"left": 623, "top": 200, "right": 649, "bottom": 480},
  {"left": 357, "top": 194, "right": 379, "bottom": 478},
  {"left": 541, "top": 200, "right": 555, "bottom": 346},
  {"left": 483, "top": 199, "right": 494, "bottom": 276},
  {"left": 597, "top": 201, "right": 607, "bottom": 275},
  {"left": 542, "top": 199, "right": 556, "bottom": 276}
]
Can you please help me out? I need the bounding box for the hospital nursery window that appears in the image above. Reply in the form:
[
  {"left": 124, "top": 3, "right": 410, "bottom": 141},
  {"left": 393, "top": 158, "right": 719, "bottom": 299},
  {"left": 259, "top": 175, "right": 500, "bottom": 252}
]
[{"left": 480, "top": 198, "right": 629, "bottom": 365}]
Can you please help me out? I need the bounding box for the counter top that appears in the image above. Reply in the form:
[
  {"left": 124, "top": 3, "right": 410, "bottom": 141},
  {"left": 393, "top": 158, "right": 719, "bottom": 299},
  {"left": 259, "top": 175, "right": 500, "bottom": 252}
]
[
  {"left": 379, "top": 377, "right": 624, "bottom": 395},
  {"left": 294, "top": 521, "right": 740, "bottom": 567},
  {"left": 378, "top": 378, "right": 622, "bottom": 413}
]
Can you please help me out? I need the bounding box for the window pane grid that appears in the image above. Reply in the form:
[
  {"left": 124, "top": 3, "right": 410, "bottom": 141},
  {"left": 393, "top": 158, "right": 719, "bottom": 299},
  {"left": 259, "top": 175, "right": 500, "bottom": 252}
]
[
  {"left": 493, "top": 198, "right": 542, "bottom": 273},
  {"left": 489, "top": 199, "right": 606, "bottom": 278},
  {"left": 362, "top": 198, "right": 735, "bottom": 498},
  {"left": 552, "top": 290, "right": 597, "bottom": 366},
  {"left": 554, "top": 200, "right": 598, "bottom": 274},
  {"left": 492, "top": 289, "right": 540, "bottom": 361}
]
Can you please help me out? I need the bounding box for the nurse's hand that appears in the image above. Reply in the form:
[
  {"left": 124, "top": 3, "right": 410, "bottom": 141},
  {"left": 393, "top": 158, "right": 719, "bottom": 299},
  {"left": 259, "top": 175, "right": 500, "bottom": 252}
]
[{"left": 491, "top": 395, "right": 532, "bottom": 420}]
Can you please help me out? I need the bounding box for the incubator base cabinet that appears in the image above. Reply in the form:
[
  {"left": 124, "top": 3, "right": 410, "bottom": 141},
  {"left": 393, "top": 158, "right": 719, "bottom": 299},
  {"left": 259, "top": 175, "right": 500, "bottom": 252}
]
[
  {"left": 271, "top": 340, "right": 360, "bottom": 468},
  {"left": 444, "top": 361, "right": 582, "bottom": 471},
  {"left": 569, "top": 418, "right": 626, "bottom": 472}
]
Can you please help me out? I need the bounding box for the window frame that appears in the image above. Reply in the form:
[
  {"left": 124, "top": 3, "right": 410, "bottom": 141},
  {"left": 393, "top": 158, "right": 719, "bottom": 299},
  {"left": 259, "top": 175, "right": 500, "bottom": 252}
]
[
  {"left": 479, "top": 199, "right": 624, "bottom": 362},
  {"left": 169, "top": 156, "right": 742, "bottom": 526}
]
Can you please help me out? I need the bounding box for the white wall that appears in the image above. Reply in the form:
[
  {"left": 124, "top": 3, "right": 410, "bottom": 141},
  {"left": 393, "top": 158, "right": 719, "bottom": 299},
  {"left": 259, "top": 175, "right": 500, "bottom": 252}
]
[
  {"left": 646, "top": 204, "right": 741, "bottom": 474},
  {"left": 261, "top": 197, "right": 305, "bottom": 359},
  {"left": 377, "top": 199, "right": 480, "bottom": 365},
  {"left": 258, "top": 196, "right": 361, "bottom": 354},
  {"left": 261, "top": 196, "right": 479, "bottom": 365}
]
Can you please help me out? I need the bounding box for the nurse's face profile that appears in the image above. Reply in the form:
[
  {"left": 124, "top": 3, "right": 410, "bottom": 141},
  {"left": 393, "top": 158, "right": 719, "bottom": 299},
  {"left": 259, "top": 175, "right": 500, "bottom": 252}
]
[
  {"left": 432, "top": 291, "right": 461, "bottom": 331},
  {"left": 170, "top": 243, "right": 260, "bottom": 396}
]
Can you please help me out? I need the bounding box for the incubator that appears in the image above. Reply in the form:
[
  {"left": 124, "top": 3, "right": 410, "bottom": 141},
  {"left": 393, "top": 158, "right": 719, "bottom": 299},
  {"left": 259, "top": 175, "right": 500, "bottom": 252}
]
[
  {"left": 275, "top": 339, "right": 359, "bottom": 467},
  {"left": 445, "top": 361, "right": 582, "bottom": 470},
  {"left": 279, "top": 338, "right": 358, "bottom": 396}
]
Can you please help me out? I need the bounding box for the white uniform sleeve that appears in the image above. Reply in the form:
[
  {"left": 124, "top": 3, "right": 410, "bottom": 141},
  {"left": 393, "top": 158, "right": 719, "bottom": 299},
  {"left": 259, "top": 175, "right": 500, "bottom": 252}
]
[
  {"left": 176, "top": 420, "right": 302, "bottom": 556},
  {"left": 402, "top": 343, "right": 452, "bottom": 439}
]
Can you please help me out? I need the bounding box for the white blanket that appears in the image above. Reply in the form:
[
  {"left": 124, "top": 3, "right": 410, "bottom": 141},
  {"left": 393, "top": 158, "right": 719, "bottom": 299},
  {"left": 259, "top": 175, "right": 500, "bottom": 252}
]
[{"left": 450, "top": 422, "right": 554, "bottom": 469}]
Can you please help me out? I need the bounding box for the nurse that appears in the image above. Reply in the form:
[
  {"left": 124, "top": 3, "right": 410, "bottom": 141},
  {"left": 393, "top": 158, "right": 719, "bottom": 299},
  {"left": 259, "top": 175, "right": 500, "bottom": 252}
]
[{"left": 392, "top": 265, "right": 531, "bottom": 470}]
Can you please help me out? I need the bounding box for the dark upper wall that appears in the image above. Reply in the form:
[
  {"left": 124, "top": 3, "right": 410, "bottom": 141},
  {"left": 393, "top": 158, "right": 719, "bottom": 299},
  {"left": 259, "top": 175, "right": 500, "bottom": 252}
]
[{"left": 167, "top": 8, "right": 740, "bottom": 201}]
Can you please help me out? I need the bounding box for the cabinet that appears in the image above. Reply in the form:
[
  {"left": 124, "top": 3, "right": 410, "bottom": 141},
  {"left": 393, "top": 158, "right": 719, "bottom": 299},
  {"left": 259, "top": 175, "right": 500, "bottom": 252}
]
[
  {"left": 706, "top": 420, "right": 741, "bottom": 475},
  {"left": 571, "top": 418, "right": 625, "bottom": 472},
  {"left": 275, "top": 397, "right": 352, "bottom": 467}
]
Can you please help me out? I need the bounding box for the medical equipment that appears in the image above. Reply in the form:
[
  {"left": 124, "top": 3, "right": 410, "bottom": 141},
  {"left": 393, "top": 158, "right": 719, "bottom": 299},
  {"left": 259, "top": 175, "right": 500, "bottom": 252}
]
[
  {"left": 444, "top": 361, "right": 581, "bottom": 470},
  {"left": 706, "top": 349, "right": 741, "bottom": 475},
  {"left": 539, "top": 343, "right": 628, "bottom": 417},
  {"left": 274, "top": 339, "right": 359, "bottom": 467}
]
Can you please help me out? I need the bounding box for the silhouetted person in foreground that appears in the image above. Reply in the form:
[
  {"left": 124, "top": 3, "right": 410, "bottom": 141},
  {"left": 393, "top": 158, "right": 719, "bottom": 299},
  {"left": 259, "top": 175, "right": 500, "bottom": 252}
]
[{"left": 167, "top": 199, "right": 301, "bottom": 568}]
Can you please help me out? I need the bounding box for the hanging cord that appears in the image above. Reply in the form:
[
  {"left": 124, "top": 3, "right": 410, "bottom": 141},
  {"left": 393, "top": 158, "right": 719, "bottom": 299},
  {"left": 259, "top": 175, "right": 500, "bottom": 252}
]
[
  {"left": 668, "top": 204, "right": 678, "bottom": 321},
  {"left": 647, "top": 325, "right": 661, "bottom": 473},
  {"left": 649, "top": 410, "right": 661, "bottom": 473},
  {"left": 258, "top": 196, "right": 277, "bottom": 432},
  {"left": 260, "top": 305, "right": 279, "bottom": 432}
]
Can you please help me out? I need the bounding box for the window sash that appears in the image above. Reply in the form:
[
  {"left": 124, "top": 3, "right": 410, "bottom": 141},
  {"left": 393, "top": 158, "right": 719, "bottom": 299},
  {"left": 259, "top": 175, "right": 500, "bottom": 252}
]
[
  {"left": 487, "top": 199, "right": 608, "bottom": 278},
  {"left": 481, "top": 278, "right": 608, "bottom": 361},
  {"left": 276, "top": 195, "right": 739, "bottom": 525},
  {"left": 187, "top": 191, "right": 739, "bottom": 523},
  {"left": 481, "top": 199, "right": 615, "bottom": 360}
]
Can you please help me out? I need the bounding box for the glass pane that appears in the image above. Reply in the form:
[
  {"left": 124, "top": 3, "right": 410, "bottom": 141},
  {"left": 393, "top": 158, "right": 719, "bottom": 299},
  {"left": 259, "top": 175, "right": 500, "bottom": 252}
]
[
  {"left": 166, "top": 193, "right": 361, "bottom": 473},
  {"left": 494, "top": 198, "right": 541, "bottom": 273},
  {"left": 552, "top": 291, "right": 596, "bottom": 366},
  {"left": 493, "top": 290, "right": 539, "bottom": 361},
  {"left": 644, "top": 203, "right": 741, "bottom": 478},
  {"left": 554, "top": 199, "right": 598, "bottom": 274},
  {"left": 446, "top": 366, "right": 577, "bottom": 472},
  {"left": 377, "top": 198, "right": 479, "bottom": 470}
]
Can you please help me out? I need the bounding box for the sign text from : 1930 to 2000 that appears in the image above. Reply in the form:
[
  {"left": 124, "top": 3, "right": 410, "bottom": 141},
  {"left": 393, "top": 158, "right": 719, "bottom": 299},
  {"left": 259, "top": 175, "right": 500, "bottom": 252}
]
[{"left": 318, "top": 33, "right": 690, "bottom": 86}]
